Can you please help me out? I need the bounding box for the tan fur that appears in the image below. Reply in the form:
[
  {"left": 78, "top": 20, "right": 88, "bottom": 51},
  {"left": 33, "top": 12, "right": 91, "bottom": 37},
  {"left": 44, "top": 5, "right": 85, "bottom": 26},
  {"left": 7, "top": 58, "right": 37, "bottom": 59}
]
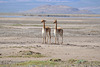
[
  {"left": 53, "top": 20, "right": 63, "bottom": 44},
  {"left": 45, "top": 26, "right": 51, "bottom": 32},
  {"left": 41, "top": 20, "right": 51, "bottom": 44},
  {"left": 57, "top": 27, "right": 62, "bottom": 29}
]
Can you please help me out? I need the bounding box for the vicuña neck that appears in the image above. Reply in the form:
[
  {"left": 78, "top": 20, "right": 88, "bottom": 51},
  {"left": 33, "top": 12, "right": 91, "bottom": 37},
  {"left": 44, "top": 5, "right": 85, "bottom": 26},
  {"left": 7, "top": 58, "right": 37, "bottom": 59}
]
[
  {"left": 43, "top": 22, "right": 45, "bottom": 29},
  {"left": 55, "top": 23, "right": 57, "bottom": 30}
]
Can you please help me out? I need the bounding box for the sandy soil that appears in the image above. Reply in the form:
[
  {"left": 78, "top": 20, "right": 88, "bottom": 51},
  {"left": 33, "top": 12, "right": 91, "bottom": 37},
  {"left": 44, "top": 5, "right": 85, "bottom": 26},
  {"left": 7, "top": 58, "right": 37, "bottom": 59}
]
[{"left": 0, "top": 17, "right": 100, "bottom": 64}]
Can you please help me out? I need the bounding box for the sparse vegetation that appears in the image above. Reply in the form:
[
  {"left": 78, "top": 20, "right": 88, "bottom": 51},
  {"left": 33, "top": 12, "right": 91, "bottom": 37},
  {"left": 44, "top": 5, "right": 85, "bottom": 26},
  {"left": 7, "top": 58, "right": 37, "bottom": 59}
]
[
  {"left": 50, "top": 58, "right": 62, "bottom": 62},
  {"left": 12, "top": 24, "right": 51, "bottom": 27},
  {"left": 64, "top": 27, "right": 85, "bottom": 29},
  {"left": 0, "top": 61, "right": 58, "bottom": 67},
  {"left": 0, "top": 51, "right": 45, "bottom": 58},
  {"left": 0, "top": 59, "right": 100, "bottom": 67},
  {"left": 16, "top": 61, "right": 57, "bottom": 66},
  {"left": 0, "top": 13, "right": 100, "bottom": 17},
  {"left": 31, "top": 25, "right": 43, "bottom": 27},
  {"left": 0, "top": 56, "right": 2, "bottom": 58},
  {"left": 67, "top": 59, "right": 100, "bottom": 66},
  {"left": 18, "top": 51, "right": 45, "bottom": 58},
  {"left": 0, "top": 14, "right": 100, "bottom": 67},
  {"left": 68, "top": 59, "right": 77, "bottom": 64},
  {"left": 7, "top": 54, "right": 45, "bottom": 58},
  {"left": 68, "top": 59, "right": 89, "bottom": 64},
  {"left": 12, "top": 24, "right": 23, "bottom": 26}
]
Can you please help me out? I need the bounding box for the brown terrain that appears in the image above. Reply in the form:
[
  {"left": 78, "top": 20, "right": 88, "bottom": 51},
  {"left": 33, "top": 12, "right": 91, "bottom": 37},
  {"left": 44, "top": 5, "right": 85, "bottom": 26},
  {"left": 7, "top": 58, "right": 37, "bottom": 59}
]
[{"left": 0, "top": 17, "right": 100, "bottom": 64}]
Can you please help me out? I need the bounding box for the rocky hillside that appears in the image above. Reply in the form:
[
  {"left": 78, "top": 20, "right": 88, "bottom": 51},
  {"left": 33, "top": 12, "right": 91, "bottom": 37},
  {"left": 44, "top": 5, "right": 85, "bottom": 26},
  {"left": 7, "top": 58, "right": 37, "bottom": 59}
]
[{"left": 24, "top": 5, "right": 93, "bottom": 14}]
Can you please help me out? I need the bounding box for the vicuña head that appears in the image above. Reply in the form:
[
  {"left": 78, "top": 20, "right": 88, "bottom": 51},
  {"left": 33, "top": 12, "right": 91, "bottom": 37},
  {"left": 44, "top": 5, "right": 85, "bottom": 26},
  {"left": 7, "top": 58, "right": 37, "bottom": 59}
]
[
  {"left": 53, "top": 20, "right": 57, "bottom": 24},
  {"left": 41, "top": 20, "right": 46, "bottom": 23}
]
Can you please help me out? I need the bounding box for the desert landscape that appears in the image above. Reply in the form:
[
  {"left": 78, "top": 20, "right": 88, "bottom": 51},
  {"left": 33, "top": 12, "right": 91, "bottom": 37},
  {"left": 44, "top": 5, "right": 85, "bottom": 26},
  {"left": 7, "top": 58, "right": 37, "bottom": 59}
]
[{"left": 0, "top": 16, "right": 100, "bottom": 66}]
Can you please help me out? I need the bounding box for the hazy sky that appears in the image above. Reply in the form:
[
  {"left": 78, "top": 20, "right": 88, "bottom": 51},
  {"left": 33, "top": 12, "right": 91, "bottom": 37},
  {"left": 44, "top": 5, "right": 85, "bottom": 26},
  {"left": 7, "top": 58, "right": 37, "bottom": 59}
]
[{"left": 0, "top": 0, "right": 100, "bottom": 13}]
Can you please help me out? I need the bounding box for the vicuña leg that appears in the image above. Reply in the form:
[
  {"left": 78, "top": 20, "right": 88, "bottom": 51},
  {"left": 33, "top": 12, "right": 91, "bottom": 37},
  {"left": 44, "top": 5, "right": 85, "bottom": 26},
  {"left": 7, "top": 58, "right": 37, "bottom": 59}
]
[
  {"left": 49, "top": 36, "right": 51, "bottom": 44},
  {"left": 57, "top": 36, "right": 59, "bottom": 44},
  {"left": 55, "top": 37, "right": 56, "bottom": 44},
  {"left": 45, "top": 37, "right": 46, "bottom": 43},
  {"left": 61, "top": 36, "right": 63, "bottom": 44},
  {"left": 49, "top": 30, "right": 51, "bottom": 44},
  {"left": 42, "top": 35, "right": 44, "bottom": 43},
  {"left": 47, "top": 34, "right": 49, "bottom": 43}
]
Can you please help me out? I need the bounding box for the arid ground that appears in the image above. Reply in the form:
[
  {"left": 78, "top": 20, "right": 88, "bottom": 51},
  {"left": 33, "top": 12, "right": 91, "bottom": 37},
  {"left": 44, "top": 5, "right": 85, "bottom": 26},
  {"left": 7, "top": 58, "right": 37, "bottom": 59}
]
[{"left": 0, "top": 17, "right": 100, "bottom": 64}]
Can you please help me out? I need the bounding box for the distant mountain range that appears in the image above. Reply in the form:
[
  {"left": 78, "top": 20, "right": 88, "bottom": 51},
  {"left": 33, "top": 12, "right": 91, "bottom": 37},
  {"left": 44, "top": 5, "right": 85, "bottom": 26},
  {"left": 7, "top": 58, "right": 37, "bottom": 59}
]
[{"left": 24, "top": 5, "right": 93, "bottom": 14}]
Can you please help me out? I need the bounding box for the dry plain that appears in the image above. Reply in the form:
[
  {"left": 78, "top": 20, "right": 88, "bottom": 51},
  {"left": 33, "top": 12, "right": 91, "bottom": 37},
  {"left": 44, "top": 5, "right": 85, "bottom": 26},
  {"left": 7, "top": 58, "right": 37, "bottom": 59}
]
[{"left": 0, "top": 17, "right": 100, "bottom": 65}]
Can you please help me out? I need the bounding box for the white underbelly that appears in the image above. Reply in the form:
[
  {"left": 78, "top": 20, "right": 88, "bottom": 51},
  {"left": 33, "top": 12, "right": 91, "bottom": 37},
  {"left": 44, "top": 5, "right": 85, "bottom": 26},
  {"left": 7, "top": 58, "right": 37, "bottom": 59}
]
[
  {"left": 54, "top": 29, "right": 56, "bottom": 36},
  {"left": 42, "top": 28, "right": 46, "bottom": 37},
  {"left": 54, "top": 29, "right": 61, "bottom": 37},
  {"left": 54, "top": 29, "right": 59, "bottom": 36}
]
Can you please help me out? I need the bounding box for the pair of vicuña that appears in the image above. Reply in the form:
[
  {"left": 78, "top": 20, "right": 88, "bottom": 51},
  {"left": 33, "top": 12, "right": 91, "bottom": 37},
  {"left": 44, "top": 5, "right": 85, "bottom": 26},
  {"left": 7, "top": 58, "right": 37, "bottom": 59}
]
[{"left": 41, "top": 20, "right": 63, "bottom": 44}]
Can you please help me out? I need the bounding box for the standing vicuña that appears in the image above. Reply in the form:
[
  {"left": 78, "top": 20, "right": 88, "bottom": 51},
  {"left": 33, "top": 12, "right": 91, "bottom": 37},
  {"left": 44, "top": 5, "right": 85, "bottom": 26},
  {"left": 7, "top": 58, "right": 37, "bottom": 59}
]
[
  {"left": 53, "top": 20, "right": 63, "bottom": 44},
  {"left": 41, "top": 20, "right": 51, "bottom": 44}
]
